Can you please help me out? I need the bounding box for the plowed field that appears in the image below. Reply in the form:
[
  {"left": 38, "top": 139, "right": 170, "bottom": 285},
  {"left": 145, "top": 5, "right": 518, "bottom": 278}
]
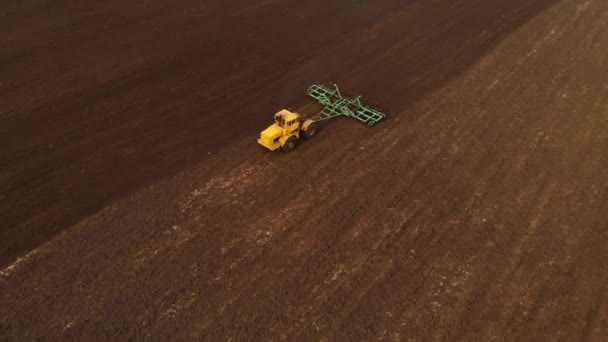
[{"left": 2, "top": 0, "right": 608, "bottom": 339}]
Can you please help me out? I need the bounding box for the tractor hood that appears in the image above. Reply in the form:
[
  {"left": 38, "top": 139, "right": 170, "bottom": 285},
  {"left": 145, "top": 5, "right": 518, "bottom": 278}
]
[{"left": 260, "top": 124, "right": 282, "bottom": 141}]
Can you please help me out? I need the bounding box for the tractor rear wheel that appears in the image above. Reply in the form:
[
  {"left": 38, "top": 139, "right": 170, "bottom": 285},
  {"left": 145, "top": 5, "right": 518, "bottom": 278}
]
[
  {"left": 302, "top": 121, "right": 319, "bottom": 139},
  {"left": 282, "top": 136, "right": 297, "bottom": 152}
]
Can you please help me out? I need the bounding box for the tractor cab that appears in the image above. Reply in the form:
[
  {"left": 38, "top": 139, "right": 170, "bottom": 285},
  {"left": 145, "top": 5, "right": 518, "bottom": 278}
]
[{"left": 274, "top": 110, "right": 300, "bottom": 129}]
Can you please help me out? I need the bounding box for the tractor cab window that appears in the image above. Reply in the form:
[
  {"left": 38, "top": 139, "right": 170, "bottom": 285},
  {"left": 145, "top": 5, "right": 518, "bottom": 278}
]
[{"left": 275, "top": 115, "right": 285, "bottom": 126}]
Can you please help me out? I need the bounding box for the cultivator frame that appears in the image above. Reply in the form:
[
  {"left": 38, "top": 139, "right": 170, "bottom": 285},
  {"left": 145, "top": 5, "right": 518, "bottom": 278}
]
[{"left": 307, "top": 83, "right": 386, "bottom": 126}]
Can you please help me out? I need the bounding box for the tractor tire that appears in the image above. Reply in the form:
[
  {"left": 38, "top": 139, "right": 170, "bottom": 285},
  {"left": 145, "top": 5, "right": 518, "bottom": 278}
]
[
  {"left": 302, "top": 120, "right": 319, "bottom": 139},
  {"left": 282, "top": 136, "right": 297, "bottom": 152}
]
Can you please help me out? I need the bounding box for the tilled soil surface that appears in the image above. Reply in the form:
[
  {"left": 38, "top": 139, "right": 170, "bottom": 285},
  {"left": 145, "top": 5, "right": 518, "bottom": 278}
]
[{"left": 2, "top": 0, "right": 608, "bottom": 340}]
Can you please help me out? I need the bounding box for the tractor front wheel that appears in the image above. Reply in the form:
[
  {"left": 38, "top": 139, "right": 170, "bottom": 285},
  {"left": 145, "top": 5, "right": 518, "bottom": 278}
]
[{"left": 282, "top": 136, "right": 297, "bottom": 152}]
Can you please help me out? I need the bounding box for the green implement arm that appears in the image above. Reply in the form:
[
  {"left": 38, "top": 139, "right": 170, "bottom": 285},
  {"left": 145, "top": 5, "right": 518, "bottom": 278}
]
[{"left": 307, "top": 83, "right": 387, "bottom": 126}]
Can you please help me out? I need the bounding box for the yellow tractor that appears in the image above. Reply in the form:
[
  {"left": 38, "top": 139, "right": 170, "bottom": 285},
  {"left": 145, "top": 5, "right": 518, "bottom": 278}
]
[
  {"left": 257, "top": 110, "right": 318, "bottom": 152},
  {"left": 257, "top": 83, "right": 387, "bottom": 152}
]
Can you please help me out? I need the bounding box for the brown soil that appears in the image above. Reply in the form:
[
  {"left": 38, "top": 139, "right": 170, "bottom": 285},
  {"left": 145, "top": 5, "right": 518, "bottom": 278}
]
[{"left": 1, "top": 0, "right": 608, "bottom": 340}]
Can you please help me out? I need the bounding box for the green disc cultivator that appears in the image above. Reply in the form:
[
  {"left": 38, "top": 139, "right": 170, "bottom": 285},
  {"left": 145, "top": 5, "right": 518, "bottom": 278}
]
[{"left": 307, "top": 83, "right": 387, "bottom": 126}]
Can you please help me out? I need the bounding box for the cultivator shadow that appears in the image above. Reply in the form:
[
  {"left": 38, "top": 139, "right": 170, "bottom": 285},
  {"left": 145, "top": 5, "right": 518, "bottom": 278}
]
[{"left": 307, "top": 83, "right": 387, "bottom": 126}]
